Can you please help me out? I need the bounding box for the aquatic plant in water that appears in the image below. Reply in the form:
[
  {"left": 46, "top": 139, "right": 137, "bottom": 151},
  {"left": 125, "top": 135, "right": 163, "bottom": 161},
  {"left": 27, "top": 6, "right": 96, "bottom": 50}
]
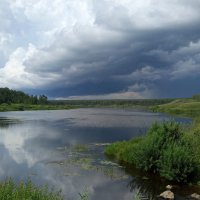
[{"left": 79, "top": 188, "right": 90, "bottom": 200}]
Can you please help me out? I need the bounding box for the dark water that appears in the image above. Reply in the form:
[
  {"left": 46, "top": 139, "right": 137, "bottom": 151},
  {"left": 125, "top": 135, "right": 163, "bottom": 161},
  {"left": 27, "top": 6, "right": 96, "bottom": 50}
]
[{"left": 0, "top": 108, "right": 197, "bottom": 200}]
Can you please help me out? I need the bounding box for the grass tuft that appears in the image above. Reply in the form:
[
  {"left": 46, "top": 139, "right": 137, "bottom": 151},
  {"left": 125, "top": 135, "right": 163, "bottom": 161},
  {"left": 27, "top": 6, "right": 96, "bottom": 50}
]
[{"left": 0, "top": 179, "right": 63, "bottom": 200}]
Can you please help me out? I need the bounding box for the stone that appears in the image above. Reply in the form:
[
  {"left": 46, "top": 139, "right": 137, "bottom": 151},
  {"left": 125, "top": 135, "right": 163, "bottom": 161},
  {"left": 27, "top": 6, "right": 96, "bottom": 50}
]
[
  {"left": 159, "top": 190, "right": 174, "bottom": 199},
  {"left": 166, "top": 185, "right": 173, "bottom": 190},
  {"left": 190, "top": 193, "right": 200, "bottom": 200}
]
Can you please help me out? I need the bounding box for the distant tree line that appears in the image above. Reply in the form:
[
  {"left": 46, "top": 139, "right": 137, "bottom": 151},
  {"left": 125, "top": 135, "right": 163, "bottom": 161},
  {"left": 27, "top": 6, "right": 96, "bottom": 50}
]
[
  {"left": 50, "top": 98, "right": 174, "bottom": 107},
  {"left": 0, "top": 88, "right": 48, "bottom": 105}
]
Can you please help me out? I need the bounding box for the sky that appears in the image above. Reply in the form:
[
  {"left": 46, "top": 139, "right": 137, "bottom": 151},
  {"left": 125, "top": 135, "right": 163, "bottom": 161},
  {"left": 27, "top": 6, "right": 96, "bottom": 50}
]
[{"left": 0, "top": 0, "right": 200, "bottom": 99}]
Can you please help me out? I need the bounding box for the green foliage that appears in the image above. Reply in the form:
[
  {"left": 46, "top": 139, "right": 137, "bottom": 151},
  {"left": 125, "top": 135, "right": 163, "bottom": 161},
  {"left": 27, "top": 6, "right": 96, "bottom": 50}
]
[
  {"left": 0, "top": 179, "right": 63, "bottom": 200},
  {"left": 0, "top": 103, "right": 80, "bottom": 112},
  {"left": 158, "top": 142, "right": 197, "bottom": 182},
  {"left": 133, "top": 122, "right": 184, "bottom": 172},
  {"left": 105, "top": 122, "right": 198, "bottom": 183},
  {"left": 0, "top": 87, "right": 48, "bottom": 105},
  {"left": 38, "top": 95, "right": 48, "bottom": 105},
  {"left": 105, "top": 138, "right": 142, "bottom": 164},
  {"left": 133, "top": 192, "right": 141, "bottom": 200}
]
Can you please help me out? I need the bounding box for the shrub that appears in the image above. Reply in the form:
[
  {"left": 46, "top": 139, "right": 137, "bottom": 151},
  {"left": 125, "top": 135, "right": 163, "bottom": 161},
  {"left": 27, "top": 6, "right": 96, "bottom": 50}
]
[
  {"left": 105, "top": 122, "right": 199, "bottom": 182},
  {"left": 133, "top": 132, "right": 162, "bottom": 172},
  {"left": 105, "top": 138, "right": 142, "bottom": 163},
  {"left": 0, "top": 179, "right": 63, "bottom": 200},
  {"left": 158, "top": 142, "right": 197, "bottom": 182},
  {"left": 132, "top": 122, "right": 183, "bottom": 172}
]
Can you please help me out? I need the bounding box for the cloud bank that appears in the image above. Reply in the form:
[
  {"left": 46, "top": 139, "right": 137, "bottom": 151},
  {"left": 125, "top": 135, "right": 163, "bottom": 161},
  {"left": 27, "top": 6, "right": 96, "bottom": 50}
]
[{"left": 0, "top": 0, "right": 200, "bottom": 98}]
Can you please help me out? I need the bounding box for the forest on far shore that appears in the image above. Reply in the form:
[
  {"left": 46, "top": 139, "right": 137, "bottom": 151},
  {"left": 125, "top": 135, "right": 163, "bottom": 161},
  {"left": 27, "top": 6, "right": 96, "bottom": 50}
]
[{"left": 0, "top": 88, "right": 48, "bottom": 105}]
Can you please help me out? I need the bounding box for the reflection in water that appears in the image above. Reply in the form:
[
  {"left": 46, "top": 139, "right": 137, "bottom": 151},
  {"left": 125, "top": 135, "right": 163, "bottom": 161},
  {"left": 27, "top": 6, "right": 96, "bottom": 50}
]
[
  {"left": 0, "top": 117, "right": 21, "bottom": 128},
  {"left": 0, "top": 109, "right": 193, "bottom": 200},
  {"left": 127, "top": 167, "right": 164, "bottom": 200}
]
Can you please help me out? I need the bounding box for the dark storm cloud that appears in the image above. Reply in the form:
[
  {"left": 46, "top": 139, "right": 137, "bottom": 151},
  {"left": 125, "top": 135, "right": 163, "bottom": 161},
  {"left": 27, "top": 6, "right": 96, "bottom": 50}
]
[{"left": 0, "top": 0, "right": 200, "bottom": 98}]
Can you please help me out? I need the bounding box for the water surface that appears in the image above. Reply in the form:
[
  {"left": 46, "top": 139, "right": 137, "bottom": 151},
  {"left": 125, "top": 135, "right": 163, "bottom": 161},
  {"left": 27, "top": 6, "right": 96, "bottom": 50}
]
[{"left": 0, "top": 108, "right": 195, "bottom": 199}]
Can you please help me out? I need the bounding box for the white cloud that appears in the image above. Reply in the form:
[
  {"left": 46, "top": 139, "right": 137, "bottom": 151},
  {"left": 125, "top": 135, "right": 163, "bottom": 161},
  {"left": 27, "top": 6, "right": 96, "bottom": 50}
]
[
  {"left": 145, "top": 39, "right": 200, "bottom": 80},
  {"left": 0, "top": 45, "right": 61, "bottom": 89},
  {"left": 0, "top": 33, "right": 13, "bottom": 47},
  {"left": 0, "top": 32, "right": 13, "bottom": 64}
]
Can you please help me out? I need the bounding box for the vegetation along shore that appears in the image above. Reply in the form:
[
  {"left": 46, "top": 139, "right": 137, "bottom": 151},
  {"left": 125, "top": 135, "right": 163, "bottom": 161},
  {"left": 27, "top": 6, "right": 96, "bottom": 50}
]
[
  {"left": 0, "top": 179, "right": 63, "bottom": 200},
  {"left": 0, "top": 87, "right": 174, "bottom": 112},
  {"left": 105, "top": 94, "right": 200, "bottom": 184},
  {"left": 0, "top": 87, "right": 80, "bottom": 111}
]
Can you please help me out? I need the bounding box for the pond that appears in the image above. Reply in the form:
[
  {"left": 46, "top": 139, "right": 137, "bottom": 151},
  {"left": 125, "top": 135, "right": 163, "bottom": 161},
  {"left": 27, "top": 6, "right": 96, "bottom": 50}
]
[{"left": 0, "top": 108, "right": 196, "bottom": 200}]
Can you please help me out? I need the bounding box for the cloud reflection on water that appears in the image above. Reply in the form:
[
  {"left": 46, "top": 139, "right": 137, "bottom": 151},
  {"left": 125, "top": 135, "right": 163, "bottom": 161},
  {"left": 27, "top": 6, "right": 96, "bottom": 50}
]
[{"left": 0, "top": 109, "right": 192, "bottom": 199}]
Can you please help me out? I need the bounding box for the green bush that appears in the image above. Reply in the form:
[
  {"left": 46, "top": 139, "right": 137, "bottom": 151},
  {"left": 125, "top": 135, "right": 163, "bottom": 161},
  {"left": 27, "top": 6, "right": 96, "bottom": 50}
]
[
  {"left": 158, "top": 142, "right": 197, "bottom": 182},
  {"left": 133, "top": 132, "right": 162, "bottom": 172},
  {"left": 105, "top": 122, "right": 199, "bottom": 182},
  {"left": 0, "top": 179, "right": 63, "bottom": 200},
  {"left": 105, "top": 138, "right": 142, "bottom": 163},
  {"left": 131, "top": 122, "right": 184, "bottom": 172}
]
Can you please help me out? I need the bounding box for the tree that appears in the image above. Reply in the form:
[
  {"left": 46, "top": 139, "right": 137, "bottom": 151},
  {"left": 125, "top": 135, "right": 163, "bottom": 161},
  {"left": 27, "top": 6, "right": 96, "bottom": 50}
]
[
  {"left": 0, "top": 88, "right": 48, "bottom": 105},
  {"left": 38, "top": 95, "right": 48, "bottom": 105}
]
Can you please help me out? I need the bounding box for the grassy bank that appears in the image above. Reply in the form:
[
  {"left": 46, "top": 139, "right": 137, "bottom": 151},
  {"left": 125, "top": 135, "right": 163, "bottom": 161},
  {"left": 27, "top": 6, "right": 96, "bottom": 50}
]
[
  {"left": 151, "top": 98, "right": 200, "bottom": 132},
  {"left": 0, "top": 103, "right": 81, "bottom": 112},
  {"left": 0, "top": 179, "right": 63, "bottom": 200},
  {"left": 105, "top": 98, "right": 200, "bottom": 183},
  {"left": 151, "top": 98, "right": 200, "bottom": 118}
]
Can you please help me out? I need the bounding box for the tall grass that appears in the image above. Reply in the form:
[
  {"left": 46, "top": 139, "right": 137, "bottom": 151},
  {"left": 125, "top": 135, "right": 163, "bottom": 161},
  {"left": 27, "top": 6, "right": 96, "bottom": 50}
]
[
  {"left": 0, "top": 179, "right": 63, "bottom": 200},
  {"left": 105, "top": 122, "right": 199, "bottom": 183}
]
